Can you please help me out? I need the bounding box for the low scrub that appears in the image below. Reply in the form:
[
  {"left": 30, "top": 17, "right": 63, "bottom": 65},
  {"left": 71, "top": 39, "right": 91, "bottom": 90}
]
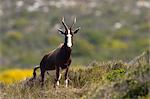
[{"left": 0, "top": 51, "right": 149, "bottom": 99}]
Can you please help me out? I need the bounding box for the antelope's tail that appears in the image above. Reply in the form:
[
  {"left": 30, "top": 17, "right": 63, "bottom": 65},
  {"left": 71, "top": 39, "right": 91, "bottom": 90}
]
[{"left": 33, "top": 65, "right": 40, "bottom": 79}]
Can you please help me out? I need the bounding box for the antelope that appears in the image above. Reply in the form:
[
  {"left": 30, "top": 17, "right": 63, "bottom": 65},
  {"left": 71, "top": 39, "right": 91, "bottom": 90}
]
[{"left": 32, "top": 18, "right": 80, "bottom": 87}]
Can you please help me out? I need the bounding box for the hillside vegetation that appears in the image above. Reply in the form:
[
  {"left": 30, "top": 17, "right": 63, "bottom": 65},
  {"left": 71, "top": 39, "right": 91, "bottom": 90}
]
[
  {"left": 0, "top": 0, "right": 149, "bottom": 67},
  {"left": 0, "top": 0, "right": 149, "bottom": 98},
  {"left": 0, "top": 50, "right": 149, "bottom": 99}
]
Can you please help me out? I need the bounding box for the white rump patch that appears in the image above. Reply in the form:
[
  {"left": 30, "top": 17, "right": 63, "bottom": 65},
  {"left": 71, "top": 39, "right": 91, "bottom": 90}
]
[{"left": 67, "top": 30, "right": 72, "bottom": 47}]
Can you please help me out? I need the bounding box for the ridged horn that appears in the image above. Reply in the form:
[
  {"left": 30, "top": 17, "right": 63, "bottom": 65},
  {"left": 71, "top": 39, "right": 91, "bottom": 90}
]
[
  {"left": 71, "top": 17, "right": 76, "bottom": 28},
  {"left": 61, "top": 17, "right": 68, "bottom": 30}
]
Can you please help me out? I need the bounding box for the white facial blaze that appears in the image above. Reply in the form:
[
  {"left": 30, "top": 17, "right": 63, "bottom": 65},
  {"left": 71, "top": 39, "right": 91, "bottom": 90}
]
[{"left": 67, "top": 30, "right": 72, "bottom": 47}]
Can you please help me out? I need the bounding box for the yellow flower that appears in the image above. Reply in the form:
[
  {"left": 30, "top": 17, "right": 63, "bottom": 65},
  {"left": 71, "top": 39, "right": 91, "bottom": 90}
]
[{"left": 0, "top": 69, "right": 33, "bottom": 84}]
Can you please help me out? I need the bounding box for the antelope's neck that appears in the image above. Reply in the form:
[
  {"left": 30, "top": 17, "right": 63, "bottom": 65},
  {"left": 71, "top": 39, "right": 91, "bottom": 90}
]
[
  {"left": 61, "top": 44, "right": 72, "bottom": 56},
  {"left": 63, "top": 44, "right": 72, "bottom": 52},
  {"left": 59, "top": 44, "right": 72, "bottom": 61}
]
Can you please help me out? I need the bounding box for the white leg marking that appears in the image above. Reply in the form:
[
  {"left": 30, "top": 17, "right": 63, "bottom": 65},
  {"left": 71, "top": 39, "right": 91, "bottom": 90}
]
[
  {"left": 57, "top": 74, "right": 62, "bottom": 86},
  {"left": 65, "top": 79, "right": 68, "bottom": 87},
  {"left": 58, "top": 74, "right": 62, "bottom": 80},
  {"left": 56, "top": 81, "right": 59, "bottom": 86},
  {"left": 67, "top": 30, "right": 72, "bottom": 47}
]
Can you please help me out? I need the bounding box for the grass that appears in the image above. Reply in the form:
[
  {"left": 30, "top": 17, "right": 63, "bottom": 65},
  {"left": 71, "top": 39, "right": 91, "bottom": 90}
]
[{"left": 0, "top": 50, "right": 150, "bottom": 99}]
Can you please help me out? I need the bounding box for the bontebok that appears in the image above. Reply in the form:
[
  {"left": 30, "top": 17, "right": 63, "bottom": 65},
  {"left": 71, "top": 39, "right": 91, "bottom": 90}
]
[{"left": 32, "top": 18, "right": 80, "bottom": 87}]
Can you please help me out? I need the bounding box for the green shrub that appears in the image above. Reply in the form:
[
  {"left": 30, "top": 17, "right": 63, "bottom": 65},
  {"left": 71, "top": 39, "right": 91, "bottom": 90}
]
[
  {"left": 123, "top": 80, "right": 149, "bottom": 99},
  {"left": 47, "top": 35, "right": 62, "bottom": 46},
  {"left": 73, "top": 38, "right": 95, "bottom": 56},
  {"left": 103, "top": 39, "right": 128, "bottom": 50},
  {"left": 5, "top": 31, "right": 23, "bottom": 41},
  {"left": 136, "top": 39, "right": 150, "bottom": 48},
  {"left": 114, "top": 27, "right": 134, "bottom": 39},
  {"left": 13, "top": 18, "right": 29, "bottom": 28},
  {"left": 139, "top": 23, "right": 150, "bottom": 32},
  {"left": 19, "top": 52, "right": 39, "bottom": 66},
  {"left": 82, "top": 29, "right": 105, "bottom": 45},
  {"left": 106, "top": 68, "right": 126, "bottom": 81},
  {"left": 69, "top": 66, "right": 104, "bottom": 87}
]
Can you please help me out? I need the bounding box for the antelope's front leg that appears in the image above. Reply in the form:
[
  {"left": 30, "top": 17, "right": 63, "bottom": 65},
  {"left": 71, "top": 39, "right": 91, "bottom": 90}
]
[
  {"left": 64, "top": 67, "right": 69, "bottom": 87},
  {"left": 55, "top": 67, "right": 61, "bottom": 87},
  {"left": 64, "top": 59, "right": 71, "bottom": 87}
]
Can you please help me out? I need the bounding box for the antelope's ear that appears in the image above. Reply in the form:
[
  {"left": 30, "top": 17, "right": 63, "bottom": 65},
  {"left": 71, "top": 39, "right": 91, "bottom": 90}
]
[
  {"left": 74, "top": 27, "right": 80, "bottom": 34},
  {"left": 58, "top": 29, "right": 65, "bottom": 35}
]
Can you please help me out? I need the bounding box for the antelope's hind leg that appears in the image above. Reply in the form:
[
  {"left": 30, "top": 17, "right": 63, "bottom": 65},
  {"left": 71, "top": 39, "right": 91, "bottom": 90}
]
[{"left": 40, "top": 69, "right": 45, "bottom": 87}]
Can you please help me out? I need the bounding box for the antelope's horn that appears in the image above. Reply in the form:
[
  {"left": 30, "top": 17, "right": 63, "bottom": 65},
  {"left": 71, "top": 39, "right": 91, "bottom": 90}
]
[
  {"left": 62, "top": 17, "right": 68, "bottom": 30},
  {"left": 71, "top": 17, "right": 76, "bottom": 28}
]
